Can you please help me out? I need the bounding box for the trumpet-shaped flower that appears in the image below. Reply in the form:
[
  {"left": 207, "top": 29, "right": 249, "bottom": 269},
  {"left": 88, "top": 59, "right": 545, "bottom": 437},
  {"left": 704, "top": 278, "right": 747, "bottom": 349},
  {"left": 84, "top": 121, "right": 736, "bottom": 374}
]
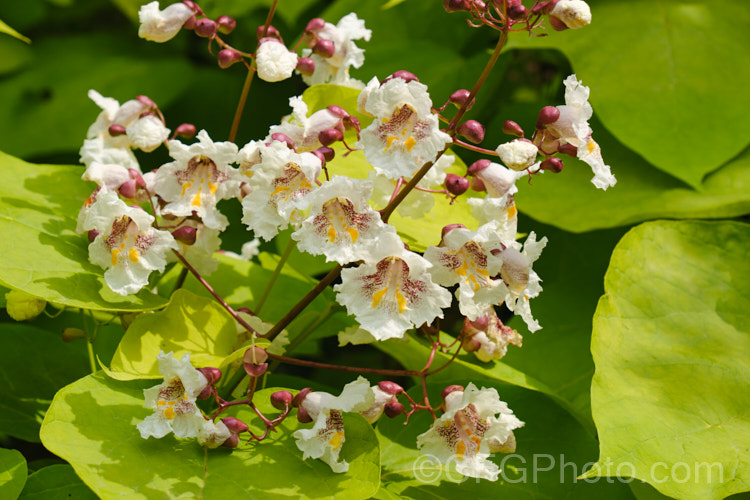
[
  {"left": 416, "top": 383, "right": 523, "bottom": 481},
  {"left": 467, "top": 194, "right": 518, "bottom": 242},
  {"left": 256, "top": 39, "right": 298, "bottom": 83},
  {"left": 357, "top": 76, "right": 451, "bottom": 180},
  {"left": 497, "top": 232, "right": 547, "bottom": 332},
  {"left": 80, "top": 137, "right": 140, "bottom": 191},
  {"left": 294, "top": 376, "right": 374, "bottom": 473},
  {"left": 83, "top": 191, "right": 178, "bottom": 295},
  {"left": 86, "top": 90, "right": 169, "bottom": 152},
  {"left": 198, "top": 420, "right": 232, "bottom": 448},
  {"left": 137, "top": 351, "right": 208, "bottom": 439},
  {"left": 138, "top": 1, "right": 194, "bottom": 43},
  {"left": 268, "top": 97, "right": 341, "bottom": 152},
  {"left": 463, "top": 309, "right": 523, "bottom": 362},
  {"left": 152, "top": 130, "right": 241, "bottom": 230},
  {"left": 550, "top": 0, "right": 592, "bottom": 29},
  {"left": 334, "top": 239, "right": 451, "bottom": 340}
]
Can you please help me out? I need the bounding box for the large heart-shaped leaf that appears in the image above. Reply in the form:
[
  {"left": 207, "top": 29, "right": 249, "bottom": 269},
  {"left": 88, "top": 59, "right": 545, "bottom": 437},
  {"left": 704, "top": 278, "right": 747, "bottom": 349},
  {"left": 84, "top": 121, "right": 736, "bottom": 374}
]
[
  {"left": 18, "top": 464, "right": 96, "bottom": 500},
  {"left": 0, "top": 448, "right": 27, "bottom": 500},
  {"left": 585, "top": 220, "right": 750, "bottom": 499}
]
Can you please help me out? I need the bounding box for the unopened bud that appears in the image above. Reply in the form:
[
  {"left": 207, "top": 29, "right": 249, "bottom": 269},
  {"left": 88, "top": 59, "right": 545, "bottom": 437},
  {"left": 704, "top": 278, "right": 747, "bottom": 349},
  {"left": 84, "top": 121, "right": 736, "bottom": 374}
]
[
  {"left": 383, "top": 70, "right": 419, "bottom": 85},
  {"left": 378, "top": 381, "right": 404, "bottom": 395},
  {"left": 327, "top": 105, "right": 350, "bottom": 118},
  {"left": 457, "top": 120, "right": 485, "bottom": 144},
  {"left": 292, "top": 388, "right": 312, "bottom": 408},
  {"left": 467, "top": 158, "right": 491, "bottom": 176},
  {"left": 473, "top": 0, "right": 486, "bottom": 10},
  {"left": 296, "top": 57, "right": 315, "bottom": 76},
  {"left": 119, "top": 179, "right": 137, "bottom": 199},
  {"left": 313, "top": 39, "right": 335, "bottom": 58},
  {"left": 222, "top": 433, "right": 240, "bottom": 448},
  {"left": 175, "top": 123, "right": 197, "bottom": 139},
  {"left": 444, "top": 174, "right": 469, "bottom": 196},
  {"left": 198, "top": 366, "right": 222, "bottom": 384},
  {"left": 558, "top": 143, "right": 577, "bottom": 157},
  {"left": 296, "top": 405, "right": 313, "bottom": 423},
  {"left": 548, "top": 15, "right": 568, "bottom": 31},
  {"left": 197, "top": 384, "right": 213, "bottom": 400},
  {"left": 62, "top": 327, "right": 87, "bottom": 342},
  {"left": 540, "top": 157, "right": 564, "bottom": 173},
  {"left": 218, "top": 49, "right": 243, "bottom": 69},
  {"left": 270, "top": 133, "right": 295, "bottom": 150},
  {"left": 310, "top": 149, "right": 326, "bottom": 167},
  {"left": 318, "top": 128, "right": 343, "bottom": 147},
  {"left": 461, "top": 333, "right": 482, "bottom": 352},
  {"left": 384, "top": 401, "right": 405, "bottom": 418},
  {"left": 182, "top": 0, "right": 201, "bottom": 14},
  {"left": 316, "top": 146, "right": 335, "bottom": 162},
  {"left": 87, "top": 229, "right": 99, "bottom": 243},
  {"left": 243, "top": 346, "right": 268, "bottom": 377},
  {"left": 448, "top": 89, "right": 474, "bottom": 110},
  {"left": 443, "top": 0, "right": 472, "bottom": 12},
  {"left": 195, "top": 18, "right": 217, "bottom": 38},
  {"left": 172, "top": 225, "right": 197, "bottom": 245},
  {"left": 216, "top": 15, "right": 236, "bottom": 34},
  {"left": 531, "top": 0, "right": 554, "bottom": 15},
  {"left": 305, "top": 17, "right": 326, "bottom": 32},
  {"left": 508, "top": 3, "right": 527, "bottom": 19},
  {"left": 256, "top": 24, "right": 280, "bottom": 39},
  {"left": 221, "top": 416, "right": 249, "bottom": 434},
  {"left": 441, "top": 384, "right": 464, "bottom": 400},
  {"left": 271, "top": 390, "right": 294, "bottom": 410},
  {"left": 536, "top": 106, "right": 560, "bottom": 128},
  {"left": 183, "top": 14, "right": 196, "bottom": 30},
  {"left": 502, "top": 120, "right": 525, "bottom": 137},
  {"left": 440, "top": 223, "right": 466, "bottom": 241},
  {"left": 471, "top": 176, "right": 486, "bottom": 192},
  {"left": 108, "top": 124, "right": 126, "bottom": 137}
]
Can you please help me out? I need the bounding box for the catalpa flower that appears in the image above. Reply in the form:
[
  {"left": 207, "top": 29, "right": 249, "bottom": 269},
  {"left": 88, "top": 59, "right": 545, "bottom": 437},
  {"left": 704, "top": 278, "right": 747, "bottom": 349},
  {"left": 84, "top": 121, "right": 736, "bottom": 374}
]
[
  {"left": 301, "top": 13, "right": 371, "bottom": 88},
  {"left": 152, "top": 130, "right": 241, "bottom": 230},
  {"left": 268, "top": 96, "right": 341, "bottom": 152},
  {"left": 545, "top": 75, "right": 615, "bottom": 190},
  {"left": 80, "top": 137, "right": 140, "bottom": 192},
  {"left": 137, "top": 351, "right": 208, "bottom": 440},
  {"left": 167, "top": 220, "right": 221, "bottom": 276},
  {"left": 256, "top": 39, "right": 298, "bottom": 83},
  {"left": 138, "top": 1, "right": 194, "bottom": 43},
  {"left": 549, "top": 0, "right": 592, "bottom": 30},
  {"left": 241, "top": 141, "right": 322, "bottom": 240},
  {"left": 86, "top": 90, "right": 169, "bottom": 152},
  {"left": 416, "top": 384, "right": 523, "bottom": 481},
  {"left": 357, "top": 76, "right": 452, "bottom": 180},
  {"left": 463, "top": 309, "right": 523, "bottom": 362},
  {"left": 292, "top": 176, "right": 401, "bottom": 264},
  {"left": 424, "top": 222, "right": 508, "bottom": 321},
  {"left": 498, "top": 232, "right": 547, "bottom": 332},
  {"left": 334, "top": 239, "right": 451, "bottom": 341},
  {"left": 198, "top": 420, "right": 232, "bottom": 448},
  {"left": 467, "top": 194, "right": 518, "bottom": 243},
  {"left": 294, "top": 376, "right": 374, "bottom": 473},
  {"left": 82, "top": 191, "right": 177, "bottom": 295}
]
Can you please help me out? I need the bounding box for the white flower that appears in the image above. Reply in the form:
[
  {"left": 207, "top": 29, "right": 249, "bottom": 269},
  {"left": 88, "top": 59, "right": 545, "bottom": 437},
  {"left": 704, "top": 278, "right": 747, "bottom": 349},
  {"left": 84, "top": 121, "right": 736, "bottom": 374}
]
[
  {"left": 268, "top": 96, "right": 341, "bottom": 152},
  {"left": 292, "top": 176, "right": 401, "bottom": 264},
  {"left": 127, "top": 114, "right": 170, "bottom": 152},
  {"left": 294, "top": 376, "right": 374, "bottom": 473},
  {"left": 301, "top": 13, "right": 371, "bottom": 88},
  {"left": 138, "top": 1, "right": 194, "bottom": 43},
  {"left": 470, "top": 161, "right": 527, "bottom": 199},
  {"left": 357, "top": 76, "right": 452, "bottom": 180},
  {"left": 550, "top": 0, "right": 592, "bottom": 29},
  {"left": 256, "top": 39, "right": 298, "bottom": 82},
  {"left": 80, "top": 137, "right": 140, "bottom": 191},
  {"left": 83, "top": 191, "right": 178, "bottom": 295},
  {"left": 198, "top": 420, "right": 232, "bottom": 448},
  {"left": 416, "top": 383, "right": 523, "bottom": 481},
  {"left": 424, "top": 222, "right": 508, "bottom": 320},
  {"left": 467, "top": 194, "right": 518, "bottom": 242},
  {"left": 360, "top": 386, "right": 393, "bottom": 424},
  {"left": 498, "top": 232, "right": 547, "bottom": 332},
  {"left": 137, "top": 351, "right": 208, "bottom": 439},
  {"left": 167, "top": 220, "right": 221, "bottom": 276},
  {"left": 545, "top": 75, "right": 615, "bottom": 190},
  {"left": 241, "top": 141, "right": 322, "bottom": 240},
  {"left": 463, "top": 309, "right": 523, "bottom": 362},
  {"left": 152, "top": 130, "right": 241, "bottom": 230},
  {"left": 495, "top": 139, "right": 539, "bottom": 171},
  {"left": 334, "top": 239, "right": 452, "bottom": 341}
]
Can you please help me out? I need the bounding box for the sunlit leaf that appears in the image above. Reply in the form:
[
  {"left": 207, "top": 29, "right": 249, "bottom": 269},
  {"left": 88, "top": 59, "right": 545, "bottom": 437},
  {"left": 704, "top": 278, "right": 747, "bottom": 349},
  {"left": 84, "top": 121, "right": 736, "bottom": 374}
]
[
  {"left": 0, "top": 448, "right": 27, "bottom": 500},
  {"left": 18, "top": 464, "right": 96, "bottom": 500}
]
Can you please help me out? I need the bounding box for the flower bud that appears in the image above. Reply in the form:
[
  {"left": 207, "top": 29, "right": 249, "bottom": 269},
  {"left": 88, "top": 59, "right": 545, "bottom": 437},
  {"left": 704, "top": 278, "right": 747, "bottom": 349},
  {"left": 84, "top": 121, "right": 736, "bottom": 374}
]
[
  {"left": 508, "top": 3, "right": 527, "bottom": 19},
  {"left": 216, "top": 15, "right": 236, "bottom": 34},
  {"left": 172, "top": 225, "right": 197, "bottom": 245},
  {"left": 197, "top": 384, "right": 213, "bottom": 400},
  {"left": 182, "top": 1, "right": 202, "bottom": 14},
  {"left": 441, "top": 223, "right": 466, "bottom": 241},
  {"left": 540, "top": 157, "right": 564, "bottom": 173},
  {"left": 218, "top": 49, "right": 243, "bottom": 69},
  {"left": 296, "top": 57, "right": 315, "bottom": 76},
  {"left": 5, "top": 290, "right": 46, "bottom": 321},
  {"left": 175, "top": 123, "right": 197, "bottom": 139},
  {"left": 243, "top": 346, "right": 268, "bottom": 377},
  {"left": 194, "top": 18, "right": 217, "bottom": 38},
  {"left": 292, "top": 388, "right": 312, "bottom": 407},
  {"left": 309, "top": 149, "right": 327, "bottom": 167},
  {"left": 443, "top": 0, "right": 472, "bottom": 12},
  {"left": 318, "top": 128, "right": 343, "bottom": 147},
  {"left": 316, "top": 146, "right": 335, "bottom": 162},
  {"left": 549, "top": 0, "right": 592, "bottom": 29},
  {"left": 536, "top": 106, "right": 560, "bottom": 128},
  {"left": 296, "top": 405, "right": 313, "bottom": 423},
  {"left": 108, "top": 124, "right": 127, "bottom": 137},
  {"left": 270, "top": 133, "right": 295, "bottom": 150},
  {"left": 548, "top": 15, "right": 568, "bottom": 31},
  {"left": 313, "top": 39, "right": 335, "bottom": 58},
  {"left": 531, "top": 0, "right": 554, "bottom": 15},
  {"left": 183, "top": 14, "right": 196, "bottom": 30},
  {"left": 382, "top": 70, "right": 419, "bottom": 85},
  {"left": 221, "top": 416, "right": 249, "bottom": 434},
  {"left": 444, "top": 174, "right": 469, "bottom": 196},
  {"left": 271, "top": 390, "right": 294, "bottom": 410},
  {"left": 119, "top": 179, "right": 137, "bottom": 199},
  {"left": 461, "top": 332, "right": 482, "bottom": 352},
  {"left": 327, "top": 105, "right": 350, "bottom": 118},
  {"left": 87, "top": 229, "right": 99, "bottom": 243},
  {"left": 502, "top": 120, "right": 524, "bottom": 137},
  {"left": 448, "top": 89, "right": 474, "bottom": 110},
  {"left": 441, "top": 384, "right": 464, "bottom": 400},
  {"left": 198, "top": 366, "right": 222, "bottom": 384},
  {"left": 222, "top": 433, "right": 240, "bottom": 448},
  {"left": 62, "top": 327, "right": 87, "bottom": 342},
  {"left": 384, "top": 401, "right": 405, "bottom": 418},
  {"left": 457, "top": 120, "right": 485, "bottom": 144},
  {"left": 378, "top": 381, "right": 404, "bottom": 395},
  {"left": 471, "top": 176, "right": 486, "bottom": 192},
  {"left": 467, "top": 158, "right": 491, "bottom": 176},
  {"left": 305, "top": 17, "right": 326, "bottom": 33},
  {"left": 558, "top": 143, "right": 578, "bottom": 158}
]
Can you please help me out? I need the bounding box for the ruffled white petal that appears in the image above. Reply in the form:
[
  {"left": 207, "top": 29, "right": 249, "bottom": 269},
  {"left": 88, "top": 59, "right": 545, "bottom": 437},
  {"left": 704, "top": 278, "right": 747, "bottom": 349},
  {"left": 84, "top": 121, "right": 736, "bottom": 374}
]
[
  {"left": 256, "top": 39, "right": 298, "bottom": 82},
  {"left": 138, "top": 1, "right": 194, "bottom": 43}
]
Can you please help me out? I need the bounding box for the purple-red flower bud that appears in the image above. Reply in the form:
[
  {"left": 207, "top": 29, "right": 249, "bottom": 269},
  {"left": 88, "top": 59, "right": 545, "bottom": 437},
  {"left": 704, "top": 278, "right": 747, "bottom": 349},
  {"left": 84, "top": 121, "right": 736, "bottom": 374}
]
[
  {"left": 378, "top": 381, "right": 404, "bottom": 395},
  {"left": 384, "top": 401, "right": 405, "bottom": 418},
  {"left": 296, "top": 406, "right": 312, "bottom": 423},
  {"left": 382, "top": 70, "right": 419, "bottom": 85},
  {"left": 222, "top": 433, "right": 240, "bottom": 448},
  {"left": 292, "top": 388, "right": 313, "bottom": 408},
  {"left": 183, "top": 15, "right": 197, "bottom": 30},
  {"left": 457, "top": 120, "right": 485, "bottom": 144},
  {"left": 271, "top": 390, "right": 294, "bottom": 410},
  {"left": 558, "top": 143, "right": 578, "bottom": 158},
  {"left": 508, "top": 3, "right": 527, "bottom": 19},
  {"left": 62, "top": 327, "right": 87, "bottom": 342},
  {"left": 270, "top": 133, "right": 295, "bottom": 150},
  {"left": 540, "top": 157, "right": 564, "bottom": 173},
  {"left": 182, "top": 0, "right": 202, "bottom": 14},
  {"left": 256, "top": 24, "right": 280, "bottom": 39},
  {"left": 119, "top": 179, "right": 137, "bottom": 199},
  {"left": 443, "top": 0, "right": 472, "bottom": 13},
  {"left": 218, "top": 49, "right": 242, "bottom": 69},
  {"left": 221, "top": 416, "right": 249, "bottom": 434},
  {"left": 448, "top": 89, "right": 474, "bottom": 110},
  {"left": 318, "top": 128, "right": 343, "bottom": 147},
  {"left": 137, "top": 95, "right": 157, "bottom": 109},
  {"left": 471, "top": 176, "right": 486, "bottom": 192},
  {"left": 305, "top": 18, "right": 326, "bottom": 33},
  {"left": 216, "top": 15, "right": 236, "bottom": 35},
  {"left": 548, "top": 15, "right": 568, "bottom": 31},
  {"left": 243, "top": 346, "right": 268, "bottom": 377},
  {"left": 536, "top": 106, "right": 561, "bottom": 128},
  {"left": 327, "top": 105, "right": 350, "bottom": 118},
  {"left": 467, "top": 158, "right": 492, "bottom": 176},
  {"left": 128, "top": 169, "right": 147, "bottom": 189},
  {"left": 175, "top": 123, "right": 197, "bottom": 139},
  {"left": 316, "top": 146, "right": 335, "bottom": 162},
  {"left": 531, "top": 0, "right": 554, "bottom": 15},
  {"left": 502, "top": 120, "right": 525, "bottom": 137},
  {"left": 442, "top": 384, "right": 464, "bottom": 400},
  {"left": 198, "top": 366, "right": 222, "bottom": 384},
  {"left": 444, "top": 174, "right": 469, "bottom": 196},
  {"left": 172, "top": 225, "right": 197, "bottom": 245},
  {"left": 310, "top": 149, "right": 327, "bottom": 167},
  {"left": 441, "top": 223, "right": 466, "bottom": 240},
  {"left": 197, "top": 384, "right": 213, "bottom": 400},
  {"left": 87, "top": 229, "right": 99, "bottom": 243},
  {"left": 313, "top": 39, "right": 335, "bottom": 58},
  {"left": 195, "top": 18, "right": 217, "bottom": 38},
  {"left": 108, "top": 124, "right": 126, "bottom": 137},
  {"left": 296, "top": 57, "right": 315, "bottom": 76}
]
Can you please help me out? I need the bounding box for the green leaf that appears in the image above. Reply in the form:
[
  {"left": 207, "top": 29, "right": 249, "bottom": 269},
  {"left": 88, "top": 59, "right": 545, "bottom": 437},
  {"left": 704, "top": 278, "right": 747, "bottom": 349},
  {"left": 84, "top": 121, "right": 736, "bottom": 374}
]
[
  {"left": 0, "top": 151, "right": 168, "bottom": 311},
  {"left": 514, "top": 124, "right": 750, "bottom": 233},
  {"left": 108, "top": 289, "right": 238, "bottom": 379},
  {"left": 586, "top": 220, "right": 750, "bottom": 499},
  {"left": 0, "top": 448, "right": 27, "bottom": 500},
  {"left": 0, "top": 36, "right": 32, "bottom": 75},
  {"left": 0, "top": 324, "right": 90, "bottom": 442},
  {"left": 506, "top": 0, "right": 750, "bottom": 188},
  {"left": 18, "top": 464, "right": 96, "bottom": 500},
  {"left": 376, "top": 382, "right": 635, "bottom": 499},
  {"left": 40, "top": 375, "right": 380, "bottom": 499},
  {"left": 0, "top": 19, "right": 30, "bottom": 43}
]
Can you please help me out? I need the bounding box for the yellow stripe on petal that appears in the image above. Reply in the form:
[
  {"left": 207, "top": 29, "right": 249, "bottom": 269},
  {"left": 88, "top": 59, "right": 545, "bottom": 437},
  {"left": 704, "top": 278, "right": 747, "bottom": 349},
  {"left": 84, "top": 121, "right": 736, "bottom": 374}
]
[
  {"left": 209, "top": 182, "right": 218, "bottom": 195},
  {"left": 328, "top": 431, "right": 344, "bottom": 450},
  {"left": 345, "top": 227, "right": 359, "bottom": 243},
  {"left": 456, "top": 440, "right": 466, "bottom": 460},
  {"left": 506, "top": 205, "right": 517, "bottom": 218},
  {"left": 404, "top": 136, "right": 417, "bottom": 152},
  {"left": 128, "top": 248, "right": 139, "bottom": 263},
  {"left": 164, "top": 406, "right": 175, "bottom": 419},
  {"left": 396, "top": 290, "right": 408, "bottom": 313},
  {"left": 371, "top": 288, "right": 387, "bottom": 309},
  {"left": 181, "top": 181, "right": 192, "bottom": 196},
  {"left": 111, "top": 249, "right": 120, "bottom": 266},
  {"left": 327, "top": 226, "right": 337, "bottom": 243},
  {"left": 384, "top": 136, "right": 398, "bottom": 151}
]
